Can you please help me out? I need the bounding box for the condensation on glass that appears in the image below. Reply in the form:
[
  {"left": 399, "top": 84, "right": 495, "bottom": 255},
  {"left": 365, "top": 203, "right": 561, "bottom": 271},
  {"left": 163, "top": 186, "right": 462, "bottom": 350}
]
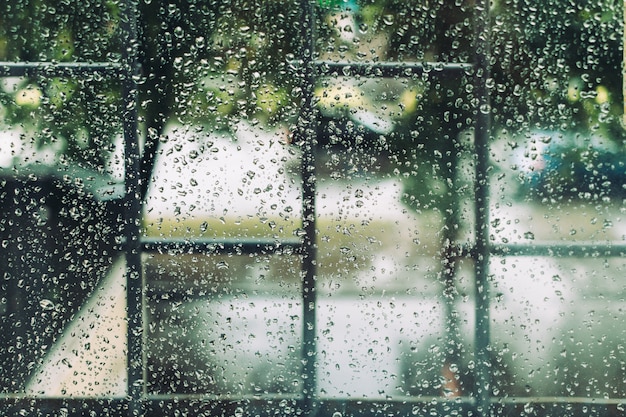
[{"left": 0, "top": 1, "right": 625, "bottom": 416}]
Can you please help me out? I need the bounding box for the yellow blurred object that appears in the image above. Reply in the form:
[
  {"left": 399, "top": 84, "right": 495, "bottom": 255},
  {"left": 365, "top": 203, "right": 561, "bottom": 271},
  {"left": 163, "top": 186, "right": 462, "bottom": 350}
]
[{"left": 15, "top": 86, "right": 42, "bottom": 108}]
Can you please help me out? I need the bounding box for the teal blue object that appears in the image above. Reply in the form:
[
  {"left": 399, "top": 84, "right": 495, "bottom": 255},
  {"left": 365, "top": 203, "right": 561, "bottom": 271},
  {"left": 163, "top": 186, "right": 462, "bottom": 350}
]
[{"left": 318, "top": 0, "right": 359, "bottom": 10}]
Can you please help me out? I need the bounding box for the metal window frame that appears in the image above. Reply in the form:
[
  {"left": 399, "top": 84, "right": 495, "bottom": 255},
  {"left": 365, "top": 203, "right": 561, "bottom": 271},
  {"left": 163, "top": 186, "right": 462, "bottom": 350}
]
[{"left": 2, "top": 1, "right": 625, "bottom": 416}]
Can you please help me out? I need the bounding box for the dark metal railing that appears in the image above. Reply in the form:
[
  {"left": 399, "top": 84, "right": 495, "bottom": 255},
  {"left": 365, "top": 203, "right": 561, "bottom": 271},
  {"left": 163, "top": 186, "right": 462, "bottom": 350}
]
[
  {"left": 0, "top": 61, "right": 124, "bottom": 77},
  {"left": 472, "top": 1, "right": 493, "bottom": 415},
  {"left": 119, "top": 1, "right": 144, "bottom": 415}
]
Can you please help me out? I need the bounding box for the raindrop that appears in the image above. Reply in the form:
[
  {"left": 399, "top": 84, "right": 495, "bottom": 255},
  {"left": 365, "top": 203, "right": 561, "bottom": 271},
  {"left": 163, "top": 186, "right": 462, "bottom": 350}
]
[
  {"left": 332, "top": 412, "right": 342, "bottom": 417},
  {"left": 39, "top": 299, "right": 55, "bottom": 311},
  {"left": 234, "top": 407, "right": 244, "bottom": 417},
  {"left": 216, "top": 261, "right": 229, "bottom": 270},
  {"left": 523, "top": 231, "right": 535, "bottom": 240},
  {"left": 382, "top": 15, "right": 395, "bottom": 26}
]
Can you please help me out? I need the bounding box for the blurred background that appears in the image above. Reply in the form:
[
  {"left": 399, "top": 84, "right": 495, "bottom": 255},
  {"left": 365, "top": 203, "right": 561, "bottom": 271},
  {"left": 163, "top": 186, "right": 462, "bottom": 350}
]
[{"left": 1, "top": 0, "right": 626, "bottom": 414}]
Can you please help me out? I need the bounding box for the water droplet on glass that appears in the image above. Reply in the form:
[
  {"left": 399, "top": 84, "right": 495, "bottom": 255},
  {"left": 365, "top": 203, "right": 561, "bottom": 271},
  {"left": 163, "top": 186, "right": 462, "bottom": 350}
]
[
  {"left": 382, "top": 15, "right": 395, "bottom": 25},
  {"left": 39, "top": 299, "right": 55, "bottom": 311},
  {"left": 234, "top": 407, "right": 244, "bottom": 417}
]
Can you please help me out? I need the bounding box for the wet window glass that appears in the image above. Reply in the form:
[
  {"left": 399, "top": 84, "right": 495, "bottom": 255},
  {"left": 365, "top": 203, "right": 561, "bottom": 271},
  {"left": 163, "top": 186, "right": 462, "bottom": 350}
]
[{"left": 0, "top": 1, "right": 624, "bottom": 416}]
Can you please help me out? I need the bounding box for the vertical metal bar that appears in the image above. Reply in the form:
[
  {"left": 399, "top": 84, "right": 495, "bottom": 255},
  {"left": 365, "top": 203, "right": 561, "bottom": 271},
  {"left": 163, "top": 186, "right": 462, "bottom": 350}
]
[
  {"left": 440, "top": 132, "right": 462, "bottom": 398},
  {"left": 299, "top": 0, "right": 318, "bottom": 414},
  {"left": 120, "top": 0, "right": 143, "bottom": 415},
  {"left": 473, "top": 1, "right": 492, "bottom": 416}
]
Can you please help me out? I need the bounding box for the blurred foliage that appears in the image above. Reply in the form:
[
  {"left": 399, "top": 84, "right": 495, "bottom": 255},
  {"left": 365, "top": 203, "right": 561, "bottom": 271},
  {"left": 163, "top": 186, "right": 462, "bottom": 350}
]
[
  {"left": 0, "top": 0, "right": 303, "bottom": 168},
  {"left": 0, "top": 0, "right": 123, "bottom": 168},
  {"left": 0, "top": 0, "right": 623, "bottom": 203},
  {"left": 491, "top": 0, "right": 624, "bottom": 138}
]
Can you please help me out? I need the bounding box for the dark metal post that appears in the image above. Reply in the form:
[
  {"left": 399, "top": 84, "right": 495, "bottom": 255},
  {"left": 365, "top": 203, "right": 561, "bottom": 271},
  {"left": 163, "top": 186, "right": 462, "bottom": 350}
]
[
  {"left": 299, "top": 0, "right": 318, "bottom": 414},
  {"left": 473, "top": 1, "right": 492, "bottom": 416},
  {"left": 120, "top": 0, "right": 144, "bottom": 415}
]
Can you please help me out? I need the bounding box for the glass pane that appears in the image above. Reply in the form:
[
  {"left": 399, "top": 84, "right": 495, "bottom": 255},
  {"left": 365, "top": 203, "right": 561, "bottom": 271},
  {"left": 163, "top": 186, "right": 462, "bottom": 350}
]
[
  {"left": 146, "top": 253, "right": 302, "bottom": 396},
  {"left": 491, "top": 256, "right": 626, "bottom": 399},
  {"left": 313, "top": 71, "right": 476, "bottom": 399},
  {"left": 488, "top": 0, "right": 625, "bottom": 404},
  {"left": 0, "top": 0, "right": 122, "bottom": 62},
  {"left": 315, "top": 0, "right": 473, "bottom": 64},
  {"left": 0, "top": 77, "right": 125, "bottom": 394},
  {"left": 489, "top": 2, "right": 624, "bottom": 241},
  {"left": 0, "top": 76, "right": 123, "bottom": 172},
  {"left": 143, "top": 123, "right": 301, "bottom": 239},
  {"left": 140, "top": 0, "right": 306, "bottom": 398},
  {"left": 2, "top": 0, "right": 625, "bottom": 413}
]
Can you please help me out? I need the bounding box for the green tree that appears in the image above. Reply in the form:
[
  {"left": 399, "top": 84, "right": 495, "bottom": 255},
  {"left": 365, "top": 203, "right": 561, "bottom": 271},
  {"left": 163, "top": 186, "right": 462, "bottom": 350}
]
[{"left": 0, "top": 0, "right": 303, "bottom": 174}]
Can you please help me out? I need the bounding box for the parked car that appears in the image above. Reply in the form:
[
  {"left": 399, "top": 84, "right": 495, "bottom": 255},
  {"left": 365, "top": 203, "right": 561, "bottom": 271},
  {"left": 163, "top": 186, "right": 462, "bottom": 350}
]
[{"left": 507, "top": 130, "right": 626, "bottom": 200}]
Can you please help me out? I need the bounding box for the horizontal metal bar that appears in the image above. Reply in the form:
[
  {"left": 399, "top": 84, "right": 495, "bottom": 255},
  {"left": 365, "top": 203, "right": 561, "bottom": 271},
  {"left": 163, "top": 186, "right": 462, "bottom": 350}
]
[
  {"left": 0, "top": 396, "right": 622, "bottom": 417},
  {"left": 141, "top": 237, "right": 303, "bottom": 255},
  {"left": 496, "top": 396, "right": 626, "bottom": 405},
  {"left": 146, "top": 393, "right": 302, "bottom": 401},
  {"left": 490, "top": 242, "right": 626, "bottom": 258},
  {"left": 0, "top": 61, "right": 125, "bottom": 77},
  {"left": 455, "top": 242, "right": 626, "bottom": 258},
  {"left": 0, "top": 398, "right": 128, "bottom": 417},
  {"left": 313, "top": 60, "right": 473, "bottom": 78},
  {"left": 0, "top": 394, "right": 622, "bottom": 404},
  {"left": 491, "top": 399, "right": 625, "bottom": 417}
]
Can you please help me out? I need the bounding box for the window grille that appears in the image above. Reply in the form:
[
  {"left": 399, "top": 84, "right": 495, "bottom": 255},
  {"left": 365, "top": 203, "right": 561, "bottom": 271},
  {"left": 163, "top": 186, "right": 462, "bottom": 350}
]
[{"left": 1, "top": 1, "right": 625, "bottom": 416}]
